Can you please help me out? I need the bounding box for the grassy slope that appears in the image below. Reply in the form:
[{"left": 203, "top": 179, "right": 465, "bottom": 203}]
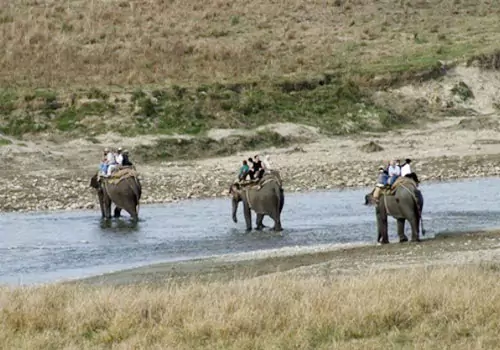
[
  {"left": 1, "top": 0, "right": 500, "bottom": 146},
  {"left": 2, "top": 264, "right": 500, "bottom": 349},
  {"left": 1, "top": 0, "right": 498, "bottom": 87}
]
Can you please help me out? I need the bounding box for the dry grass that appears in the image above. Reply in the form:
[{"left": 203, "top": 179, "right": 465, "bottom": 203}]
[
  {"left": 1, "top": 0, "right": 500, "bottom": 88},
  {"left": 2, "top": 264, "right": 500, "bottom": 349}
]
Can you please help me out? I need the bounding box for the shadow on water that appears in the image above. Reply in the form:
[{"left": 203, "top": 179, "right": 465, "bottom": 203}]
[{"left": 3, "top": 176, "right": 500, "bottom": 285}]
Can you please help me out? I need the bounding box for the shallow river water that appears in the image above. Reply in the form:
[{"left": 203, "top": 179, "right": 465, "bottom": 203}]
[{"left": 1, "top": 177, "right": 500, "bottom": 286}]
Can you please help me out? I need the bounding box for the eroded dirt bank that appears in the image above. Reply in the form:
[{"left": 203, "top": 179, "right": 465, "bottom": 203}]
[
  {"left": 2, "top": 118, "right": 500, "bottom": 213},
  {"left": 2, "top": 65, "right": 500, "bottom": 213}
]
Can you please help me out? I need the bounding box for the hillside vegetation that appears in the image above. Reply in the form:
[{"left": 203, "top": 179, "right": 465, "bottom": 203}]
[
  {"left": 1, "top": 0, "right": 500, "bottom": 141},
  {"left": 2, "top": 264, "right": 500, "bottom": 348}
]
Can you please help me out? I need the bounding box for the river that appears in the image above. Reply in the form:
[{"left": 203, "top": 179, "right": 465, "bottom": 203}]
[{"left": 1, "top": 177, "right": 500, "bottom": 286}]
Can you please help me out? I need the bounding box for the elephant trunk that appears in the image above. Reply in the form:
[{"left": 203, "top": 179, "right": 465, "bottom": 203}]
[
  {"left": 232, "top": 197, "right": 239, "bottom": 223},
  {"left": 364, "top": 193, "right": 372, "bottom": 205}
]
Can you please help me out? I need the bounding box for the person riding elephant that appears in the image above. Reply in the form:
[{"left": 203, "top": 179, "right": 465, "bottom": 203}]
[
  {"left": 229, "top": 171, "right": 284, "bottom": 231},
  {"left": 89, "top": 168, "right": 142, "bottom": 221},
  {"left": 372, "top": 166, "right": 389, "bottom": 203},
  {"left": 364, "top": 176, "right": 425, "bottom": 243}
]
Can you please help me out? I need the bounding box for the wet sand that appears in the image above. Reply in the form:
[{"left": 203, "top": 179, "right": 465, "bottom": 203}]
[{"left": 74, "top": 229, "right": 500, "bottom": 286}]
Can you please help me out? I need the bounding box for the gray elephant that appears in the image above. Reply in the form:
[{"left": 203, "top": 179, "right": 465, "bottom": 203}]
[
  {"left": 89, "top": 169, "right": 142, "bottom": 221},
  {"left": 364, "top": 177, "right": 425, "bottom": 243},
  {"left": 230, "top": 172, "right": 284, "bottom": 231}
]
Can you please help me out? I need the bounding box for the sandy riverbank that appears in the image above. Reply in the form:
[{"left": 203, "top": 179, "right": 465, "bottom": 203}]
[
  {"left": 1, "top": 117, "right": 500, "bottom": 213},
  {"left": 75, "top": 229, "right": 500, "bottom": 286},
  {"left": 4, "top": 230, "right": 500, "bottom": 349}
]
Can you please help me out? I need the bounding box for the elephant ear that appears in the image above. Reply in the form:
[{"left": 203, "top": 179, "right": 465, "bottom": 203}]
[
  {"left": 229, "top": 182, "right": 241, "bottom": 194},
  {"left": 90, "top": 174, "right": 99, "bottom": 188}
]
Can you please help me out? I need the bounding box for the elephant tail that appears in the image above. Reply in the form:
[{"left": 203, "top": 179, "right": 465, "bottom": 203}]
[{"left": 418, "top": 192, "right": 425, "bottom": 236}]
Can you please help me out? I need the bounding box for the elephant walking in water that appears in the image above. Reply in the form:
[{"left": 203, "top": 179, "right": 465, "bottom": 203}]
[
  {"left": 230, "top": 172, "right": 284, "bottom": 231},
  {"left": 365, "top": 176, "right": 424, "bottom": 244},
  {"left": 89, "top": 168, "right": 142, "bottom": 221}
]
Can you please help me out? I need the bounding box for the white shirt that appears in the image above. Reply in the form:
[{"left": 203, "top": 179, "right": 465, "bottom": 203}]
[
  {"left": 106, "top": 152, "right": 116, "bottom": 165},
  {"left": 116, "top": 154, "right": 123, "bottom": 165},
  {"left": 401, "top": 163, "right": 411, "bottom": 177},
  {"left": 388, "top": 165, "right": 400, "bottom": 176},
  {"left": 262, "top": 158, "right": 272, "bottom": 171}
]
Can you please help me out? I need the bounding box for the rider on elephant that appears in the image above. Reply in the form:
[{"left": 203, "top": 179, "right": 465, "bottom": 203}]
[
  {"left": 252, "top": 155, "right": 264, "bottom": 180},
  {"left": 373, "top": 166, "right": 389, "bottom": 203},
  {"left": 121, "top": 150, "right": 133, "bottom": 166},
  {"left": 387, "top": 160, "right": 401, "bottom": 186},
  {"left": 238, "top": 160, "right": 250, "bottom": 181},
  {"left": 401, "top": 158, "right": 412, "bottom": 177},
  {"left": 262, "top": 155, "right": 272, "bottom": 173}
]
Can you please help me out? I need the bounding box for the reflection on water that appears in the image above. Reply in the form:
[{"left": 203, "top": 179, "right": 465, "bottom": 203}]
[
  {"left": 1, "top": 177, "right": 500, "bottom": 285},
  {"left": 99, "top": 218, "right": 140, "bottom": 231}
]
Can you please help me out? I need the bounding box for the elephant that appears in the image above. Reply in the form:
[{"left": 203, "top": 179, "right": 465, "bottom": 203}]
[
  {"left": 89, "top": 170, "right": 142, "bottom": 221},
  {"left": 229, "top": 172, "right": 284, "bottom": 232},
  {"left": 364, "top": 176, "right": 425, "bottom": 244}
]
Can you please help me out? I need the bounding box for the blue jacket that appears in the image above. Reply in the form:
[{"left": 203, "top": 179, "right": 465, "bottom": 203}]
[{"left": 377, "top": 172, "right": 389, "bottom": 185}]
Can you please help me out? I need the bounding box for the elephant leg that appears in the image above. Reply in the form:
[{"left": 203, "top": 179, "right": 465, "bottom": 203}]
[
  {"left": 397, "top": 219, "right": 408, "bottom": 242},
  {"left": 123, "top": 204, "right": 138, "bottom": 221},
  {"left": 103, "top": 196, "right": 112, "bottom": 219},
  {"left": 270, "top": 205, "right": 283, "bottom": 232},
  {"left": 256, "top": 214, "right": 265, "bottom": 230},
  {"left": 272, "top": 216, "right": 283, "bottom": 232},
  {"left": 95, "top": 190, "right": 106, "bottom": 218},
  {"left": 399, "top": 205, "right": 421, "bottom": 242},
  {"left": 376, "top": 205, "right": 389, "bottom": 244},
  {"left": 271, "top": 192, "right": 283, "bottom": 231},
  {"left": 114, "top": 207, "right": 122, "bottom": 218},
  {"left": 409, "top": 217, "right": 421, "bottom": 242},
  {"left": 99, "top": 197, "right": 106, "bottom": 218},
  {"left": 243, "top": 201, "right": 252, "bottom": 231}
]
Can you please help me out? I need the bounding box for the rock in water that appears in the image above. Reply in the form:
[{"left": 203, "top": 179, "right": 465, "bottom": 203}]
[{"left": 359, "top": 141, "right": 384, "bottom": 153}]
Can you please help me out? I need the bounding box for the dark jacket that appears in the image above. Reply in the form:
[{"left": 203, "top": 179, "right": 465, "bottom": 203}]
[
  {"left": 122, "top": 154, "right": 133, "bottom": 166},
  {"left": 253, "top": 160, "right": 262, "bottom": 172}
]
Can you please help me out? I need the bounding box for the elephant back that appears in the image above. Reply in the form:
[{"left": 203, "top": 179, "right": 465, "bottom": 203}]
[
  {"left": 102, "top": 167, "right": 139, "bottom": 185},
  {"left": 235, "top": 171, "right": 283, "bottom": 192},
  {"left": 229, "top": 171, "right": 282, "bottom": 193},
  {"left": 263, "top": 170, "right": 283, "bottom": 188},
  {"left": 391, "top": 176, "right": 417, "bottom": 194}
]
